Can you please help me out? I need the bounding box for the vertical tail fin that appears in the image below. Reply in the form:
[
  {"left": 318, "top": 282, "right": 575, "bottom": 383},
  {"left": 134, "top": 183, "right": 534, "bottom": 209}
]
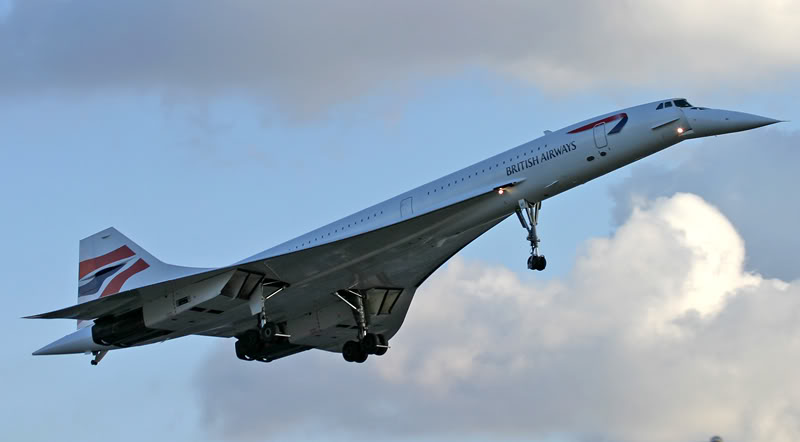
[{"left": 76, "top": 228, "right": 172, "bottom": 329}]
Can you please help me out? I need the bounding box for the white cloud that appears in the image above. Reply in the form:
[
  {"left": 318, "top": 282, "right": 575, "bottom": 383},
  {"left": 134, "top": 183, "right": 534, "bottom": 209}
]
[
  {"left": 610, "top": 129, "right": 800, "bottom": 281},
  {"left": 195, "top": 193, "right": 800, "bottom": 442},
  {"left": 2, "top": 1, "right": 799, "bottom": 116}
]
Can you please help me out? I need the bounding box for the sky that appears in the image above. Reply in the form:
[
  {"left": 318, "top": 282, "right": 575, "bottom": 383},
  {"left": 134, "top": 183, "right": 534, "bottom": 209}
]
[{"left": 1, "top": 1, "right": 799, "bottom": 441}]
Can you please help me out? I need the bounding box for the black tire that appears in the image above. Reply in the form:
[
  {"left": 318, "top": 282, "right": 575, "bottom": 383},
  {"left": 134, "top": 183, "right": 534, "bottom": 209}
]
[
  {"left": 537, "top": 255, "right": 547, "bottom": 271},
  {"left": 241, "top": 329, "right": 260, "bottom": 349},
  {"left": 236, "top": 340, "right": 256, "bottom": 360},
  {"left": 342, "top": 340, "right": 359, "bottom": 362},
  {"left": 235, "top": 340, "right": 248, "bottom": 360},
  {"left": 527, "top": 255, "right": 535, "bottom": 270},
  {"left": 260, "top": 322, "right": 278, "bottom": 343},
  {"left": 362, "top": 333, "right": 379, "bottom": 354},
  {"left": 375, "top": 334, "right": 388, "bottom": 356},
  {"left": 353, "top": 347, "right": 368, "bottom": 363}
]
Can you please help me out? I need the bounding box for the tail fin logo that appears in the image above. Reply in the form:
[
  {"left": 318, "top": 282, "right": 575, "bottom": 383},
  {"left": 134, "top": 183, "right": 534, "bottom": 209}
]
[{"left": 78, "top": 246, "right": 150, "bottom": 298}]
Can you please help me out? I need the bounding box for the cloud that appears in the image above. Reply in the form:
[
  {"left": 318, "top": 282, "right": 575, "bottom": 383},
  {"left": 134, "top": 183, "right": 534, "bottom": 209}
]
[
  {"left": 194, "top": 193, "right": 800, "bottom": 442},
  {"left": 610, "top": 128, "right": 800, "bottom": 281},
  {"left": 2, "top": 1, "right": 799, "bottom": 117}
]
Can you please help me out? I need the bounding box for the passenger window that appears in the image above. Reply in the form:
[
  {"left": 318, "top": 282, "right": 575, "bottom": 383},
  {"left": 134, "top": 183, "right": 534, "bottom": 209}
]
[
  {"left": 665, "top": 102, "right": 673, "bottom": 108},
  {"left": 656, "top": 103, "right": 664, "bottom": 110}
]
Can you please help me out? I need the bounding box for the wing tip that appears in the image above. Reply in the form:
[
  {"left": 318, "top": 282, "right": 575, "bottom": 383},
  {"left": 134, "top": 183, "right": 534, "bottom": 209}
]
[
  {"left": 23, "top": 311, "right": 67, "bottom": 319},
  {"left": 23, "top": 314, "right": 46, "bottom": 319}
]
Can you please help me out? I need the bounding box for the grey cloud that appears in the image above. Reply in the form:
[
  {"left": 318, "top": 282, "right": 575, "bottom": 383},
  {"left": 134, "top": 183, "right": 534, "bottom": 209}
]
[
  {"left": 2, "top": 1, "right": 799, "bottom": 117},
  {"left": 610, "top": 129, "right": 800, "bottom": 281},
  {"left": 195, "top": 193, "right": 800, "bottom": 442}
]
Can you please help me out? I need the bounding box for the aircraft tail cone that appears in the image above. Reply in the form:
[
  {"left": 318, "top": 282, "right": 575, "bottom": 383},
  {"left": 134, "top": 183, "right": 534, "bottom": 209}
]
[{"left": 32, "top": 326, "right": 107, "bottom": 355}]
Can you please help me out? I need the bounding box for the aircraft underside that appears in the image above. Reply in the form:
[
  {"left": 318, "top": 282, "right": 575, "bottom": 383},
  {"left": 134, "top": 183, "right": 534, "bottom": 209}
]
[{"left": 207, "top": 195, "right": 516, "bottom": 364}]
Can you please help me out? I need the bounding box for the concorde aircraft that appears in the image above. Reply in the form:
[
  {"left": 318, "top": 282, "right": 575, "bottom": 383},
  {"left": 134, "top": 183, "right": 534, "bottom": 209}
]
[{"left": 29, "top": 99, "right": 780, "bottom": 365}]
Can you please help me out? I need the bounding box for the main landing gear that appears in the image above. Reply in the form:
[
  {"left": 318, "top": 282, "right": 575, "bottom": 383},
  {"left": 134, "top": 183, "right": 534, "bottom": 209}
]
[
  {"left": 335, "top": 289, "right": 389, "bottom": 363},
  {"left": 234, "top": 320, "right": 288, "bottom": 362},
  {"left": 516, "top": 199, "right": 546, "bottom": 271},
  {"left": 235, "top": 287, "right": 291, "bottom": 362}
]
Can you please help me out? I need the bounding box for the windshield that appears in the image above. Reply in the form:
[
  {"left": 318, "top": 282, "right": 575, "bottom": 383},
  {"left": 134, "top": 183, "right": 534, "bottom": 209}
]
[{"left": 674, "top": 99, "right": 692, "bottom": 108}]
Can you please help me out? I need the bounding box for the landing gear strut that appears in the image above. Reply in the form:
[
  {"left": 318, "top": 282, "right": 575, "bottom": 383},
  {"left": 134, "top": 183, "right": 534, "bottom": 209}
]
[
  {"left": 516, "top": 199, "right": 546, "bottom": 271},
  {"left": 90, "top": 350, "right": 107, "bottom": 366},
  {"left": 335, "top": 289, "right": 389, "bottom": 363}
]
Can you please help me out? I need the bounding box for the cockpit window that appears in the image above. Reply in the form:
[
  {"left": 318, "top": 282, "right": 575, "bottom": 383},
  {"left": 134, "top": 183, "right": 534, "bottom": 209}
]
[
  {"left": 656, "top": 103, "right": 664, "bottom": 110},
  {"left": 674, "top": 99, "right": 692, "bottom": 108},
  {"left": 664, "top": 101, "right": 673, "bottom": 108}
]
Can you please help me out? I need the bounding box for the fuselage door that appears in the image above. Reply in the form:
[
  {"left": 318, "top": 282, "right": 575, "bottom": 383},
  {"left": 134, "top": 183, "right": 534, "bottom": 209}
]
[
  {"left": 593, "top": 122, "right": 608, "bottom": 148},
  {"left": 400, "top": 197, "right": 413, "bottom": 219}
]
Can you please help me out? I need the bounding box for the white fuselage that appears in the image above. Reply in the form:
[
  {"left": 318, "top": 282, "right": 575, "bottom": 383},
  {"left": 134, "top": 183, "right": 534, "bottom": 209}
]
[{"left": 247, "top": 100, "right": 685, "bottom": 262}]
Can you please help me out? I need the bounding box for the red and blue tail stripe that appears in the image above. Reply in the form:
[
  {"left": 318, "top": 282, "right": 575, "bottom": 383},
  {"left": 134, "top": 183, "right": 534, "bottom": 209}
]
[{"left": 78, "top": 245, "right": 149, "bottom": 298}]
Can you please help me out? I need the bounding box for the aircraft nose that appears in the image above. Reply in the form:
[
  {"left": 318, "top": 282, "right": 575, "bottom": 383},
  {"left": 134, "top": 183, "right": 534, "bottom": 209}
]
[
  {"left": 719, "top": 110, "right": 781, "bottom": 132},
  {"left": 684, "top": 108, "right": 782, "bottom": 137}
]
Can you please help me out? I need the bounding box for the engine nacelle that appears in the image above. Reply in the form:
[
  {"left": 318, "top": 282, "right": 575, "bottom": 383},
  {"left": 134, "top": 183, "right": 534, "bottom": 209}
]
[{"left": 92, "top": 308, "right": 169, "bottom": 347}]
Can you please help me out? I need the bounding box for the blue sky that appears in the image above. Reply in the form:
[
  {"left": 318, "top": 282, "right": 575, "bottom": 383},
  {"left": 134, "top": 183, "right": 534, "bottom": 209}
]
[{"left": 2, "top": 2, "right": 800, "bottom": 442}]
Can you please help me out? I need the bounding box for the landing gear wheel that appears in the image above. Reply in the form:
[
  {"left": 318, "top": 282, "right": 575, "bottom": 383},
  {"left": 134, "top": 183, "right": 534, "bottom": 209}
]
[
  {"left": 235, "top": 340, "right": 252, "bottom": 361},
  {"left": 353, "top": 347, "right": 368, "bottom": 364},
  {"left": 242, "top": 329, "right": 260, "bottom": 349},
  {"left": 342, "top": 340, "right": 360, "bottom": 362},
  {"left": 236, "top": 330, "right": 260, "bottom": 361},
  {"left": 362, "top": 333, "right": 380, "bottom": 355},
  {"left": 528, "top": 255, "right": 546, "bottom": 271},
  {"left": 374, "top": 334, "right": 388, "bottom": 356},
  {"left": 342, "top": 340, "right": 369, "bottom": 363},
  {"left": 260, "top": 322, "right": 279, "bottom": 343}
]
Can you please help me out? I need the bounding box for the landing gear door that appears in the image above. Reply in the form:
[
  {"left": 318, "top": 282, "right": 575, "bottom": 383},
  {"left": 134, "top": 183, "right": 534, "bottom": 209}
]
[{"left": 593, "top": 122, "right": 608, "bottom": 148}]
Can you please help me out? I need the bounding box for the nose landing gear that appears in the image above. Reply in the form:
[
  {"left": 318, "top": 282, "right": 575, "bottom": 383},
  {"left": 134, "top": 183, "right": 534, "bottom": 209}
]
[
  {"left": 516, "top": 199, "right": 546, "bottom": 271},
  {"left": 527, "top": 254, "right": 547, "bottom": 272}
]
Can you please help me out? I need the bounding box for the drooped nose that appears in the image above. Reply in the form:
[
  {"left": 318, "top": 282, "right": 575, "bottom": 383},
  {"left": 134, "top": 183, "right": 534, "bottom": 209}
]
[
  {"left": 683, "top": 108, "right": 781, "bottom": 137},
  {"left": 715, "top": 110, "right": 781, "bottom": 133}
]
